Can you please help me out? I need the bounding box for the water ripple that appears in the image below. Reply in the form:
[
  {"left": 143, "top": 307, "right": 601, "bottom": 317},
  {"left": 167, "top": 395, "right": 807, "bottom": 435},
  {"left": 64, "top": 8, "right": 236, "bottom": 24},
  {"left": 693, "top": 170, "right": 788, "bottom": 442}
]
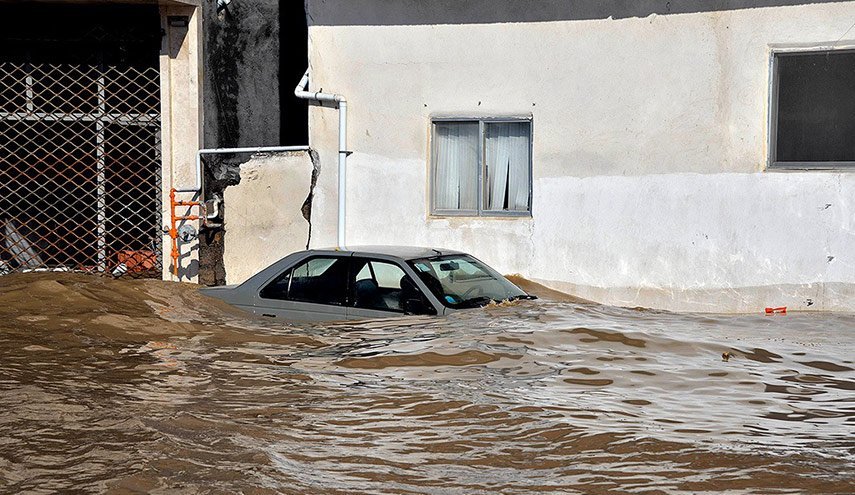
[{"left": 0, "top": 273, "right": 852, "bottom": 494}]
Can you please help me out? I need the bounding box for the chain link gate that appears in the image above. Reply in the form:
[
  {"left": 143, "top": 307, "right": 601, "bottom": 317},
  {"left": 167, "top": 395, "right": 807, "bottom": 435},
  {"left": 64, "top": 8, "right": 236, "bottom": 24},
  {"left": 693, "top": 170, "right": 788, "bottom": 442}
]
[{"left": 0, "top": 62, "right": 162, "bottom": 278}]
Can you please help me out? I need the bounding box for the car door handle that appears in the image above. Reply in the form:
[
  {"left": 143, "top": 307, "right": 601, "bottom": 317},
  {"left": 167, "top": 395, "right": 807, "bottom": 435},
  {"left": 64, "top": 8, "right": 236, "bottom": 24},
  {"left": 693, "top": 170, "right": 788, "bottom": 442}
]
[{"left": 262, "top": 313, "right": 276, "bottom": 318}]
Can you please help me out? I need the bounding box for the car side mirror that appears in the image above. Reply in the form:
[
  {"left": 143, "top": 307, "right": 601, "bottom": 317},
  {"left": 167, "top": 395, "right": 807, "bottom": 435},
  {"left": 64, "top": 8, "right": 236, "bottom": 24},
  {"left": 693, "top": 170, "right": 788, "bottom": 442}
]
[{"left": 403, "top": 297, "right": 436, "bottom": 316}]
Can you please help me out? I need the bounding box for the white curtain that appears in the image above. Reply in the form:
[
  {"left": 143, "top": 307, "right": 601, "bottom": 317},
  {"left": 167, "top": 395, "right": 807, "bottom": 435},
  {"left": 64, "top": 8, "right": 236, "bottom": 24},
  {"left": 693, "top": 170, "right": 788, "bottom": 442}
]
[
  {"left": 434, "top": 122, "right": 479, "bottom": 210},
  {"left": 485, "top": 122, "right": 530, "bottom": 212}
]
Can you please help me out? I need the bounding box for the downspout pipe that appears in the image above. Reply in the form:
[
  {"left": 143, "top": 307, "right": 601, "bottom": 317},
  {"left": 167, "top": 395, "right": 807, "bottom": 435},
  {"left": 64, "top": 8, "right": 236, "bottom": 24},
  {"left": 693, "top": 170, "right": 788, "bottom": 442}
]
[{"left": 294, "top": 68, "right": 348, "bottom": 248}]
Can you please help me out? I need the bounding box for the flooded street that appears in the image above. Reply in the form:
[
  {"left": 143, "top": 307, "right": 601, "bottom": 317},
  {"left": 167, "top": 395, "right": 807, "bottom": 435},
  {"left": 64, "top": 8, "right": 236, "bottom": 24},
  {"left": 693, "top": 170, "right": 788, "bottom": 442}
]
[{"left": 0, "top": 274, "right": 853, "bottom": 494}]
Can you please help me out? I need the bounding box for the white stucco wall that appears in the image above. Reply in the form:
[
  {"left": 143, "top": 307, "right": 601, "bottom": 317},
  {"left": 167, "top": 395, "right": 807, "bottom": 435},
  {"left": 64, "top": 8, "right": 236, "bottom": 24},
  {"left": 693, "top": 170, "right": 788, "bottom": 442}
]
[
  {"left": 304, "top": 2, "right": 855, "bottom": 312},
  {"left": 223, "top": 152, "right": 314, "bottom": 285}
]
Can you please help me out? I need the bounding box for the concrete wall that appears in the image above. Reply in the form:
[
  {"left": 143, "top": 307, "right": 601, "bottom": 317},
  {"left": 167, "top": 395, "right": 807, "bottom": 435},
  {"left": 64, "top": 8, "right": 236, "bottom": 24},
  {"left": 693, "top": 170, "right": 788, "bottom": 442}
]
[
  {"left": 197, "top": 0, "right": 309, "bottom": 285},
  {"left": 160, "top": 3, "right": 203, "bottom": 282},
  {"left": 303, "top": 0, "right": 855, "bottom": 312},
  {"left": 197, "top": 0, "right": 282, "bottom": 285},
  {"left": 222, "top": 151, "right": 316, "bottom": 285}
]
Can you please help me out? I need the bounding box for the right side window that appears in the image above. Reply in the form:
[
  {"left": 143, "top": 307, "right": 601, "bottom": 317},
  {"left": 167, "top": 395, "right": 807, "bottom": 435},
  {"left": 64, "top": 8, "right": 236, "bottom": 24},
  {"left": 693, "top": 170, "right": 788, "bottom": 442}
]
[
  {"left": 771, "top": 50, "right": 855, "bottom": 168},
  {"left": 351, "top": 258, "right": 435, "bottom": 314}
]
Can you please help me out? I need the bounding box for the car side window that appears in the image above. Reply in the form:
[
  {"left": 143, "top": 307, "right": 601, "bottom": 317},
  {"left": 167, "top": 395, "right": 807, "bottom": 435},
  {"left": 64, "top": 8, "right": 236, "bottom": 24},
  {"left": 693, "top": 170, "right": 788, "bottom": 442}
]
[
  {"left": 259, "top": 256, "right": 348, "bottom": 306},
  {"left": 259, "top": 269, "right": 291, "bottom": 300},
  {"left": 351, "top": 258, "right": 435, "bottom": 315}
]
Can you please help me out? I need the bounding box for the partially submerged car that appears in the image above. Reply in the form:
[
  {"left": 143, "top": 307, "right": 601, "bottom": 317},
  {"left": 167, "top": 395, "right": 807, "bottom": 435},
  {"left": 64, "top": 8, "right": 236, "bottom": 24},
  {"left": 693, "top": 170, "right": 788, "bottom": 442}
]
[{"left": 201, "top": 246, "right": 535, "bottom": 322}]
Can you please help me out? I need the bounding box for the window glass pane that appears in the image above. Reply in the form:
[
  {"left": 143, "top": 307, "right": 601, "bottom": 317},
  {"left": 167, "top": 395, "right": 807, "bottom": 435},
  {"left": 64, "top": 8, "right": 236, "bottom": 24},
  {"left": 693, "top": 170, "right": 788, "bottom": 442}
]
[
  {"left": 352, "top": 259, "right": 425, "bottom": 313},
  {"left": 776, "top": 51, "right": 855, "bottom": 163},
  {"left": 260, "top": 269, "right": 291, "bottom": 300},
  {"left": 484, "top": 121, "right": 531, "bottom": 211},
  {"left": 286, "top": 257, "right": 347, "bottom": 305},
  {"left": 434, "top": 122, "right": 479, "bottom": 210},
  {"left": 372, "top": 262, "right": 403, "bottom": 289},
  {"left": 294, "top": 257, "right": 336, "bottom": 278},
  {"left": 355, "top": 263, "right": 371, "bottom": 281},
  {"left": 409, "top": 254, "right": 527, "bottom": 308}
]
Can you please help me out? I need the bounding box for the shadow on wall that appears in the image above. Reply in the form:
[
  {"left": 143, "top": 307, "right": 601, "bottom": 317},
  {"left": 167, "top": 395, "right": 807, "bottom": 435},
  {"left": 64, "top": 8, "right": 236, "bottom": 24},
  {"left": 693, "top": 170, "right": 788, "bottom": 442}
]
[{"left": 306, "top": 0, "right": 852, "bottom": 25}]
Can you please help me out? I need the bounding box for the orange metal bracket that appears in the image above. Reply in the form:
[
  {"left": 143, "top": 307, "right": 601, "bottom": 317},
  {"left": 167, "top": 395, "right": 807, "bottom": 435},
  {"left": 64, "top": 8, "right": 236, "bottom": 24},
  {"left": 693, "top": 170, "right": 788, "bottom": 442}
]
[{"left": 169, "top": 188, "right": 203, "bottom": 277}]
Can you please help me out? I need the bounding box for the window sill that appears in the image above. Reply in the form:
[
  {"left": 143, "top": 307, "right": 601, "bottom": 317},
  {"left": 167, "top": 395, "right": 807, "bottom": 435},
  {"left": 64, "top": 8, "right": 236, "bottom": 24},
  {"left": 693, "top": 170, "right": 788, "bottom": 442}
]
[
  {"left": 430, "top": 211, "right": 532, "bottom": 219},
  {"left": 767, "top": 162, "right": 855, "bottom": 171}
]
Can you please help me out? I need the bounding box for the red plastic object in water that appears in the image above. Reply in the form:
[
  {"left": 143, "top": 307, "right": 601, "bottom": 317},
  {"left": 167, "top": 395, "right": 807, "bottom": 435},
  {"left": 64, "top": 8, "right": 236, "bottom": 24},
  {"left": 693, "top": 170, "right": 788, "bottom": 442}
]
[{"left": 764, "top": 306, "right": 787, "bottom": 315}]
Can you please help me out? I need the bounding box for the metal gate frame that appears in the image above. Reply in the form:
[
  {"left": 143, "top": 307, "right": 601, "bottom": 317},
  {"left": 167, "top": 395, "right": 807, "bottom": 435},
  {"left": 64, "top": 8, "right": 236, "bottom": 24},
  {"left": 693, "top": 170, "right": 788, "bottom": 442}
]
[{"left": 0, "top": 62, "right": 162, "bottom": 277}]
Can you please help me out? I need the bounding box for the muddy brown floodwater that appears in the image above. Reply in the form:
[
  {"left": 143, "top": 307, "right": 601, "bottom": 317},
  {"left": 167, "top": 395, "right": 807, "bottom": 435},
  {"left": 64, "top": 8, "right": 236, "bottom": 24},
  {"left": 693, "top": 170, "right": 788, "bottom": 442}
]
[{"left": 0, "top": 274, "right": 853, "bottom": 494}]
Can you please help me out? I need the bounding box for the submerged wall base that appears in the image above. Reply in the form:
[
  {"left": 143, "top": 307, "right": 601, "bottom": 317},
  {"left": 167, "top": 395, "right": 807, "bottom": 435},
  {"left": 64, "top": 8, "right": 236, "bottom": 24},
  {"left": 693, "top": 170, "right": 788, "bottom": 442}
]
[{"left": 537, "top": 279, "right": 855, "bottom": 313}]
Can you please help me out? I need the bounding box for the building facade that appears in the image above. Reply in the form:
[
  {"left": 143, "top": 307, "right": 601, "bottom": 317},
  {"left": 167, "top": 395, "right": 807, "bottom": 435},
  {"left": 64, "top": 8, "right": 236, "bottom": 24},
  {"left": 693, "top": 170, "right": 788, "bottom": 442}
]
[
  {"left": 302, "top": 0, "right": 855, "bottom": 312},
  {"left": 2, "top": 1, "right": 855, "bottom": 313},
  {"left": 0, "top": 1, "right": 204, "bottom": 282},
  {"left": 0, "top": 0, "right": 307, "bottom": 285}
]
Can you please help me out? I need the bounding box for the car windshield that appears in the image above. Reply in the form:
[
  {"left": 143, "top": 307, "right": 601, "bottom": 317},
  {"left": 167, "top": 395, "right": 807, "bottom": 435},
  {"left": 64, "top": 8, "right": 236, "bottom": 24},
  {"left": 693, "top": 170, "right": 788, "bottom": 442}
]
[{"left": 407, "top": 254, "right": 533, "bottom": 308}]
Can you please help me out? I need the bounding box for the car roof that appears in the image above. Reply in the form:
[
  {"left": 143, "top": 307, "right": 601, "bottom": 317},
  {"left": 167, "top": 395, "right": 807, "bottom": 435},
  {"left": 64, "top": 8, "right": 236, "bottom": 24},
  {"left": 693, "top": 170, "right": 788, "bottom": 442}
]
[{"left": 312, "top": 245, "right": 466, "bottom": 261}]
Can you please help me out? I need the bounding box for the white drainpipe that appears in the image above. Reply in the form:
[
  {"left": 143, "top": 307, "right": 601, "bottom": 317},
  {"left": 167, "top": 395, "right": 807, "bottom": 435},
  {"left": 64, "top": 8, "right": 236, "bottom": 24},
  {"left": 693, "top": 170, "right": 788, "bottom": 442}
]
[{"left": 294, "top": 68, "right": 348, "bottom": 248}]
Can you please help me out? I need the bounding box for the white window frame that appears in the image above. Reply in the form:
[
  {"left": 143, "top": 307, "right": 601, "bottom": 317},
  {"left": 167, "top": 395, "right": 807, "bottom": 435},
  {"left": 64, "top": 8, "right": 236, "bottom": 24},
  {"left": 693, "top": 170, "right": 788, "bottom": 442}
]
[
  {"left": 768, "top": 46, "right": 855, "bottom": 170},
  {"left": 430, "top": 117, "right": 533, "bottom": 217}
]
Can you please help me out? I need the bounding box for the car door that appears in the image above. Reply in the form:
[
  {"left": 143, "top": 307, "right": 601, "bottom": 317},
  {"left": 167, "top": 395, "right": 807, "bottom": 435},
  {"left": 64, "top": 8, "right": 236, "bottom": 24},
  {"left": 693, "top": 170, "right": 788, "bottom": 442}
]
[
  {"left": 252, "top": 254, "right": 349, "bottom": 322},
  {"left": 347, "top": 257, "right": 437, "bottom": 320}
]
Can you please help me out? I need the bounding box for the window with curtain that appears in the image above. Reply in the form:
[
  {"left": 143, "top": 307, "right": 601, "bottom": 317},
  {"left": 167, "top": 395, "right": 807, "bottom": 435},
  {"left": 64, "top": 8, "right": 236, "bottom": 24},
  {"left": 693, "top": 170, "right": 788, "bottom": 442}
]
[{"left": 431, "top": 119, "right": 531, "bottom": 216}]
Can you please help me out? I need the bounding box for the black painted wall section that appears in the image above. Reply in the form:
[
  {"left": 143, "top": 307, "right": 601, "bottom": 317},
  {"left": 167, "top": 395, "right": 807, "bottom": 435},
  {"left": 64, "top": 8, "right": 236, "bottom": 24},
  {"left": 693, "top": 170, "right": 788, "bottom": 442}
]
[
  {"left": 306, "top": 0, "right": 849, "bottom": 25},
  {"left": 281, "top": 0, "right": 310, "bottom": 146},
  {"left": 203, "top": 0, "right": 281, "bottom": 152}
]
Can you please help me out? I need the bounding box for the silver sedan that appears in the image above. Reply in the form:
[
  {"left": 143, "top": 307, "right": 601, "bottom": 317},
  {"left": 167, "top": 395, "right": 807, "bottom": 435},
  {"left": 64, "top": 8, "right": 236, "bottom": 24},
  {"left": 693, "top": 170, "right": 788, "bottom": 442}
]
[{"left": 200, "top": 246, "right": 535, "bottom": 322}]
